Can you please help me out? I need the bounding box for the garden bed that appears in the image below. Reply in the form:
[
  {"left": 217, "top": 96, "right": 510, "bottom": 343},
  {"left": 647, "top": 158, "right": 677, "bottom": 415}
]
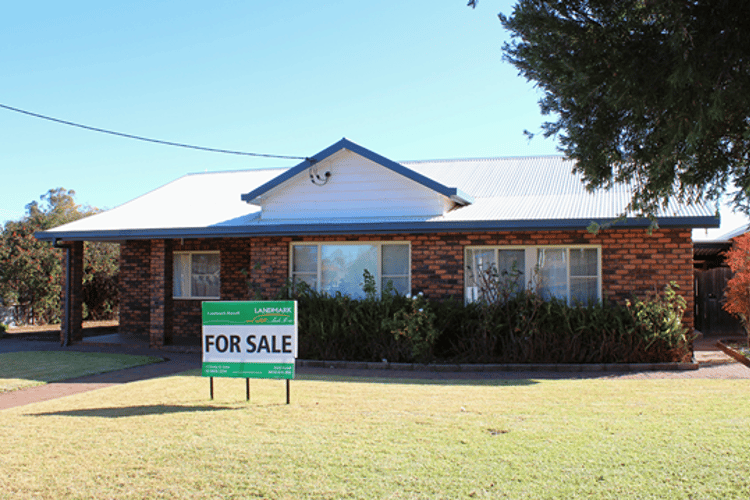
[
  {"left": 4, "top": 320, "right": 118, "bottom": 340},
  {"left": 716, "top": 340, "right": 750, "bottom": 368}
]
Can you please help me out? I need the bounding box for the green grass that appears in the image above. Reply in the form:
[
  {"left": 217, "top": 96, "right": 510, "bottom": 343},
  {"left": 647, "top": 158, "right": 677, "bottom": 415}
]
[
  {"left": 0, "top": 351, "right": 163, "bottom": 392},
  {"left": 1, "top": 373, "right": 749, "bottom": 499}
]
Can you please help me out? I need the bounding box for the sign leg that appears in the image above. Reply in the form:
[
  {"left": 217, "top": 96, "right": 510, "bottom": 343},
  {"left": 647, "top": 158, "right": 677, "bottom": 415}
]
[
  {"left": 286, "top": 379, "right": 290, "bottom": 405},
  {"left": 210, "top": 377, "right": 214, "bottom": 400},
  {"left": 246, "top": 378, "right": 250, "bottom": 402}
]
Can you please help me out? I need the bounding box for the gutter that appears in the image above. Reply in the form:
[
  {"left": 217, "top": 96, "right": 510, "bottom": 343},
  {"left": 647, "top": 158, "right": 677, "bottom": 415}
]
[{"left": 34, "top": 215, "right": 721, "bottom": 242}]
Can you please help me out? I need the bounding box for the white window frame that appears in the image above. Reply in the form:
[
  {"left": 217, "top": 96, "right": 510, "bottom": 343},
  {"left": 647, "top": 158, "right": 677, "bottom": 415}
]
[
  {"left": 464, "top": 245, "right": 602, "bottom": 305},
  {"left": 290, "top": 241, "right": 411, "bottom": 297},
  {"left": 173, "top": 251, "right": 221, "bottom": 300}
]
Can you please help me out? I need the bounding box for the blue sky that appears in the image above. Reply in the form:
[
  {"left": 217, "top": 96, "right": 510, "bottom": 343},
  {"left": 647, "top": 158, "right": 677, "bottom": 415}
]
[
  {"left": 0, "top": 1, "right": 562, "bottom": 224},
  {"left": 2, "top": 1, "right": 746, "bottom": 237}
]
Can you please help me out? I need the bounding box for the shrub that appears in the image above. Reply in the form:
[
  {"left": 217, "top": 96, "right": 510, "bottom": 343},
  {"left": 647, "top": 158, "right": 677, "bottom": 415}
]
[
  {"left": 625, "top": 282, "right": 693, "bottom": 363},
  {"left": 281, "top": 271, "right": 690, "bottom": 364},
  {"left": 279, "top": 270, "right": 444, "bottom": 363},
  {"left": 723, "top": 233, "right": 750, "bottom": 346},
  {"left": 383, "top": 292, "right": 439, "bottom": 363},
  {"left": 0, "top": 323, "right": 6, "bottom": 338}
]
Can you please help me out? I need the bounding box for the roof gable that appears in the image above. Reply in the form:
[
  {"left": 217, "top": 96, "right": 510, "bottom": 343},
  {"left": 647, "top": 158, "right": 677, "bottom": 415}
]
[{"left": 241, "top": 139, "right": 474, "bottom": 217}]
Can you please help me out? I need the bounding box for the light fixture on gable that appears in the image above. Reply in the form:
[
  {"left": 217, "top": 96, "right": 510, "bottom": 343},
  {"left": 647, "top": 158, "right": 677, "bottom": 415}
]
[{"left": 309, "top": 164, "right": 331, "bottom": 186}]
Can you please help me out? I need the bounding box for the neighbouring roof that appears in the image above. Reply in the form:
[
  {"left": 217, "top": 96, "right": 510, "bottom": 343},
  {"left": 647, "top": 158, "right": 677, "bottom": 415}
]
[{"left": 36, "top": 138, "right": 719, "bottom": 242}]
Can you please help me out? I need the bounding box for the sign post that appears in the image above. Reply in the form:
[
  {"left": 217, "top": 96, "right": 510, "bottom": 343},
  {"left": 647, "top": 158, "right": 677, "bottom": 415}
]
[{"left": 201, "top": 301, "right": 297, "bottom": 403}]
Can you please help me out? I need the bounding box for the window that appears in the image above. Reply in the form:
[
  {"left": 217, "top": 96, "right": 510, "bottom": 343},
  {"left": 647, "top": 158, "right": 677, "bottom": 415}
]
[
  {"left": 465, "top": 248, "right": 525, "bottom": 302},
  {"left": 465, "top": 246, "right": 600, "bottom": 305},
  {"left": 173, "top": 252, "right": 220, "bottom": 299},
  {"left": 291, "top": 242, "right": 410, "bottom": 298}
]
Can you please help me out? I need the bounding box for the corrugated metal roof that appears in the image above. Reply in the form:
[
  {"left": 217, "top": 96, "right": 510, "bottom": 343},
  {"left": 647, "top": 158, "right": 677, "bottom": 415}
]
[
  {"left": 404, "top": 156, "right": 708, "bottom": 220},
  {"left": 37, "top": 151, "right": 718, "bottom": 241},
  {"left": 48, "top": 169, "right": 276, "bottom": 232},
  {"left": 405, "top": 156, "right": 584, "bottom": 198}
]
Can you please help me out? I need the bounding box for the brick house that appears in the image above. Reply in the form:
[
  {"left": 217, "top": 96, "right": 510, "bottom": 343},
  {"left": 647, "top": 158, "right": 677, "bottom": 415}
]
[{"left": 37, "top": 139, "right": 718, "bottom": 347}]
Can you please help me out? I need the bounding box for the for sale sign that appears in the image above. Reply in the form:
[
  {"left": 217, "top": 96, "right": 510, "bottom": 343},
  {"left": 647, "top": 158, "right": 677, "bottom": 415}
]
[{"left": 201, "top": 301, "right": 298, "bottom": 379}]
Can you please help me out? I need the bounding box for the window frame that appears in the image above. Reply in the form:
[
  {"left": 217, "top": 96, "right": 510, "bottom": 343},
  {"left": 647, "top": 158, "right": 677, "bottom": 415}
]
[
  {"left": 464, "top": 245, "right": 602, "bottom": 305},
  {"left": 289, "top": 241, "right": 411, "bottom": 297},
  {"left": 173, "top": 251, "right": 221, "bottom": 300}
]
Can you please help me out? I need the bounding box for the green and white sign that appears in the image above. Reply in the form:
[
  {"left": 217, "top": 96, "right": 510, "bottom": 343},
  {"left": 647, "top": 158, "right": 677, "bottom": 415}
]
[{"left": 201, "top": 301, "right": 298, "bottom": 379}]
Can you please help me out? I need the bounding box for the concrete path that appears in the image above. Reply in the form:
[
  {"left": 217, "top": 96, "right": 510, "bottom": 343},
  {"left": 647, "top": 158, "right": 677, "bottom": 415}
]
[
  {"left": 0, "top": 338, "right": 200, "bottom": 411},
  {"left": 1, "top": 335, "right": 748, "bottom": 411}
]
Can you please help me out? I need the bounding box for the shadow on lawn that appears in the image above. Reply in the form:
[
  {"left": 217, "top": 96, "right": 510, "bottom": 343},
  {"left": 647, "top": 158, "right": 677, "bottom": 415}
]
[
  {"left": 27, "top": 404, "right": 239, "bottom": 419},
  {"left": 297, "top": 374, "right": 539, "bottom": 387}
]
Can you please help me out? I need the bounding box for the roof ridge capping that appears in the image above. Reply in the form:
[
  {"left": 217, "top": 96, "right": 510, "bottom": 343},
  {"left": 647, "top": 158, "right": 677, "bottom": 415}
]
[{"left": 240, "top": 138, "right": 474, "bottom": 206}]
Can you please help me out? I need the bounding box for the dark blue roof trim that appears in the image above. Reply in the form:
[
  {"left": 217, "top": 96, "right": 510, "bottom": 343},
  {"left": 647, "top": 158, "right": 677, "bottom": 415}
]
[
  {"left": 240, "top": 138, "right": 474, "bottom": 205},
  {"left": 36, "top": 215, "right": 719, "bottom": 242}
]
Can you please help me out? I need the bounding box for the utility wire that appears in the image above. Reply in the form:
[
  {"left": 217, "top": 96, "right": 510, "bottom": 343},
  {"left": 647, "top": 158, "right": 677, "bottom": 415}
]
[{"left": 0, "top": 102, "right": 307, "bottom": 160}]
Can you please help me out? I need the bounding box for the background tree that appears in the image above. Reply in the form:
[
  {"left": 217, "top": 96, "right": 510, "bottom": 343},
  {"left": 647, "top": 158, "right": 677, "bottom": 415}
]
[
  {"left": 723, "top": 233, "right": 750, "bottom": 346},
  {"left": 487, "top": 0, "right": 750, "bottom": 215},
  {"left": 0, "top": 188, "right": 119, "bottom": 324}
]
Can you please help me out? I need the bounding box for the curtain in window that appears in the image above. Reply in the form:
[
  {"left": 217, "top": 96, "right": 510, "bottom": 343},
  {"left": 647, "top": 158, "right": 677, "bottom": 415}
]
[
  {"left": 292, "top": 245, "right": 318, "bottom": 289},
  {"left": 173, "top": 254, "right": 190, "bottom": 297},
  {"left": 569, "top": 248, "right": 598, "bottom": 304},
  {"left": 381, "top": 244, "right": 409, "bottom": 295},
  {"left": 191, "top": 253, "right": 220, "bottom": 298},
  {"left": 536, "top": 248, "right": 566, "bottom": 300},
  {"left": 173, "top": 253, "right": 220, "bottom": 298}
]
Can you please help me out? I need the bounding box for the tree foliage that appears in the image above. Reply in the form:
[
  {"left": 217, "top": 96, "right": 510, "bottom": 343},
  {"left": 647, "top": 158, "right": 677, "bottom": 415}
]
[
  {"left": 0, "top": 188, "right": 119, "bottom": 324},
  {"left": 492, "top": 0, "right": 750, "bottom": 214},
  {"left": 723, "top": 233, "right": 750, "bottom": 346}
]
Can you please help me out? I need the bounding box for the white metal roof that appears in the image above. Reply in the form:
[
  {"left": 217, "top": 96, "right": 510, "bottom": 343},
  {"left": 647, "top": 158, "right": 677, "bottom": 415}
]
[
  {"left": 52, "top": 169, "right": 276, "bottom": 232},
  {"left": 37, "top": 144, "right": 719, "bottom": 241},
  {"left": 405, "top": 156, "right": 708, "bottom": 220}
]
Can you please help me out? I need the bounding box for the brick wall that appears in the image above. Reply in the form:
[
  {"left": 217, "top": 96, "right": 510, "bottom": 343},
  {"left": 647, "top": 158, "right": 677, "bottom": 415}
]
[
  {"left": 116, "top": 228, "right": 695, "bottom": 342},
  {"left": 170, "top": 238, "right": 251, "bottom": 340},
  {"left": 148, "top": 240, "right": 173, "bottom": 347},
  {"left": 119, "top": 241, "right": 150, "bottom": 336}
]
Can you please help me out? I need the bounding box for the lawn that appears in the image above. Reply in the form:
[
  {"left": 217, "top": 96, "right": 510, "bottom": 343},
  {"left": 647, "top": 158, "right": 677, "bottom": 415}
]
[
  {"left": 0, "top": 351, "right": 163, "bottom": 392},
  {"left": 1, "top": 372, "right": 749, "bottom": 499}
]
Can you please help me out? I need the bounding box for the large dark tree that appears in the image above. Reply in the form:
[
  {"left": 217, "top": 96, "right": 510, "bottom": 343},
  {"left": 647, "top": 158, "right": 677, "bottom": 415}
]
[{"left": 490, "top": 0, "right": 750, "bottom": 214}]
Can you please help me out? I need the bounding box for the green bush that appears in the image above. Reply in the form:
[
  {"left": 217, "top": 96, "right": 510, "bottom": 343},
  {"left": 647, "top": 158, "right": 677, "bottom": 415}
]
[
  {"left": 282, "top": 273, "right": 692, "bottom": 364},
  {"left": 442, "top": 282, "right": 692, "bottom": 364},
  {"left": 0, "top": 323, "right": 7, "bottom": 338},
  {"left": 285, "top": 275, "right": 430, "bottom": 363},
  {"left": 625, "top": 281, "right": 693, "bottom": 363}
]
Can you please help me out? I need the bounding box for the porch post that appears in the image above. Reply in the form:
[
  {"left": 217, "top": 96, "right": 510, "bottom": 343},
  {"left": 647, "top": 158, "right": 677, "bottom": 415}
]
[
  {"left": 60, "top": 241, "right": 84, "bottom": 345},
  {"left": 149, "top": 239, "right": 173, "bottom": 347}
]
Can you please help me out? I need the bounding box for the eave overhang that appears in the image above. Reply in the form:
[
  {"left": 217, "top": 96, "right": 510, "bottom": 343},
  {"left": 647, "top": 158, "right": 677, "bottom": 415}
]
[
  {"left": 693, "top": 241, "right": 732, "bottom": 258},
  {"left": 35, "top": 214, "right": 719, "bottom": 242}
]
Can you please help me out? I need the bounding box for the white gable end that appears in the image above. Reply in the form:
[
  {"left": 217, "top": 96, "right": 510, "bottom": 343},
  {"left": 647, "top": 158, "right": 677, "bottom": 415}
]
[{"left": 257, "top": 149, "right": 454, "bottom": 220}]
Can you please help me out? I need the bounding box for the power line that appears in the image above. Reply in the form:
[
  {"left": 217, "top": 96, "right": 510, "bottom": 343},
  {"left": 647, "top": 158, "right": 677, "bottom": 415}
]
[{"left": 0, "top": 102, "right": 307, "bottom": 160}]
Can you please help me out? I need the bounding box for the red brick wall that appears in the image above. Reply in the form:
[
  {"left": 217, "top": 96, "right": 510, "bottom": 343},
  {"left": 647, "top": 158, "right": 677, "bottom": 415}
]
[
  {"left": 148, "top": 240, "right": 173, "bottom": 347},
  {"left": 117, "top": 228, "right": 694, "bottom": 342},
  {"left": 119, "top": 241, "right": 150, "bottom": 336}
]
